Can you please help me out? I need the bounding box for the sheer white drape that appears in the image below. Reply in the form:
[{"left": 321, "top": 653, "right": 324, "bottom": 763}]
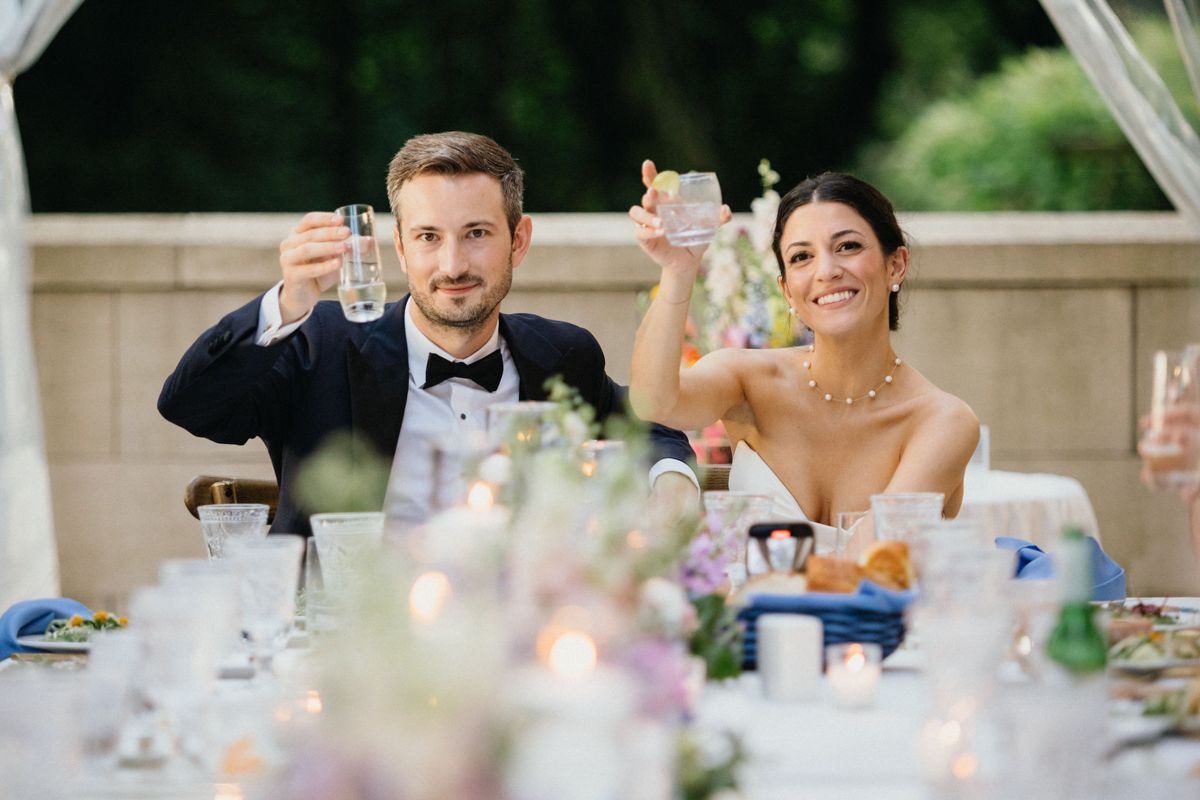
[
  {"left": 1039, "top": 0, "right": 1200, "bottom": 228},
  {"left": 0, "top": 0, "right": 83, "bottom": 608}
]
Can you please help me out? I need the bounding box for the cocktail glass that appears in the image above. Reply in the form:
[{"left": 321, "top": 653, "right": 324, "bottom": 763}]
[
  {"left": 197, "top": 504, "right": 269, "bottom": 561},
  {"left": 310, "top": 512, "right": 385, "bottom": 608},
  {"left": 336, "top": 204, "right": 385, "bottom": 322},
  {"left": 869, "top": 492, "right": 943, "bottom": 542},
  {"left": 657, "top": 172, "right": 722, "bottom": 247}
]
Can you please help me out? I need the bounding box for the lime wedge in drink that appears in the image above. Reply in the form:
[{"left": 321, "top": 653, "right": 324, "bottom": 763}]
[{"left": 651, "top": 170, "right": 681, "bottom": 195}]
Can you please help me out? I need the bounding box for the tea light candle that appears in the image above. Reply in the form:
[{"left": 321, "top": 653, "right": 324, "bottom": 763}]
[{"left": 826, "top": 642, "right": 882, "bottom": 709}]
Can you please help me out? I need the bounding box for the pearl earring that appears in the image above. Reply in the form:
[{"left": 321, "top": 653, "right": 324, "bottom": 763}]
[
  {"left": 788, "top": 307, "right": 796, "bottom": 316},
  {"left": 891, "top": 284, "right": 900, "bottom": 292}
]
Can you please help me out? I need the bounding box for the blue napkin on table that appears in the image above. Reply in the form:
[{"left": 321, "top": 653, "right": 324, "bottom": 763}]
[
  {"left": 743, "top": 579, "right": 917, "bottom": 617},
  {"left": 995, "top": 536, "right": 1126, "bottom": 601},
  {"left": 0, "top": 598, "right": 91, "bottom": 660}
]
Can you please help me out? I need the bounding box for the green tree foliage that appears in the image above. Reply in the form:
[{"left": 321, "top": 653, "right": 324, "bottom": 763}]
[
  {"left": 865, "top": 18, "right": 1199, "bottom": 211},
  {"left": 16, "top": 0, "right": 1057, "bottom": 214}
]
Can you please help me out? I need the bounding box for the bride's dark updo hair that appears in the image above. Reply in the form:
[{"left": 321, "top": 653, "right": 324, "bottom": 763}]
[{"left": 772, "top": 172, "right": 906, "bottom": 331}]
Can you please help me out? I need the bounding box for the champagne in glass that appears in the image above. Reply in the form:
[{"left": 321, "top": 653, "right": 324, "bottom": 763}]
[
  {"left": 1143, "top": 348, "right": 1200, "bottom": 491},
  {"left": 656, "top": 171, "right": 722, "bottom": 247},
  {"left": 336, "top": 204, "right": 386, "bottom": 322}
]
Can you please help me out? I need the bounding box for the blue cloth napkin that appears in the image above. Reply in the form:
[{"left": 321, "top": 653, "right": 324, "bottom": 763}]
[
  {"left": 0, "top": 598, "right": 91, "bottom": 660},
  {"left": 744, "top": 579, "right": 917, "bottom": 616},
  {"left": 995, "top": 536, "right": 1126, "bottom": 601}
]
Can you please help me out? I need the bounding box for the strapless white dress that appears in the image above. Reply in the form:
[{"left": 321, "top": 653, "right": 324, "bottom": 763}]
[{"left": 728, "top": 442, "right": 839, "bottom": 548}]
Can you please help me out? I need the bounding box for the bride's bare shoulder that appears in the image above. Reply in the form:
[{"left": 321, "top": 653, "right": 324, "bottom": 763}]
[{"left": 911, "top": 376, "right": 979, "bottom": 445}]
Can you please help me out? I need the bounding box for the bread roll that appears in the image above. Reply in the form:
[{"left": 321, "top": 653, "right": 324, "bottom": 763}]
[
  {"left": 805, "top": 556, "right": 862, "bottom": 594},
  {"left": 859, "top": 540, "right": 914, "bottom": 591},
  {"left": 742, "top": 571, "right": 808, "bottom": 595}
]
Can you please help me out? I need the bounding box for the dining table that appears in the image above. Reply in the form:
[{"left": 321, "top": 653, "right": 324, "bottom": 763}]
[
  {"left": 8, "top": 602, "right": 1200, "bottom": 800},
  {"left": 693, "top": 646, "right": 1200, "bottom": 800}
]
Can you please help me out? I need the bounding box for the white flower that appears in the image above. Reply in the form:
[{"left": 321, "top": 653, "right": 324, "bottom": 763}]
[
  {"left": 639, "top": 577, "right": 692, "bottom": 636},
  {"left": 691, "top": 727, "right": 736, "bottom": 769},
  {"left": 704, "top": 246, "right": 742, "bottom": 307},
  {"left": 561, "top": 412, "right": 590, "bottom": 446},
  {"left": 478, "top": 453, "right": 513, "bottom": 484},
  {"left": 749, "top": 192, "right": 780, "bottom": 252}
]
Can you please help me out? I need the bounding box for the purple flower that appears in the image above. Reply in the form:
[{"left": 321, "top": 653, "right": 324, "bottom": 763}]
[
  {"left": 625, "top": 639, "right": 691, "bottom": 720},
  {"left": 681, "top": 532, "right": 731, "bottom": 595}
]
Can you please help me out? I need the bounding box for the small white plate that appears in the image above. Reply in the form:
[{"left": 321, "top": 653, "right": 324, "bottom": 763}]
[
  {"left": 15, "top": 636, "right": 91, "bottom": 653},
  {"left": 1103, "top": 600, "right": 1200, "bottom": 631},
  {"left": 1110, "top": 657, "right": 1200, "bottom": 676}
]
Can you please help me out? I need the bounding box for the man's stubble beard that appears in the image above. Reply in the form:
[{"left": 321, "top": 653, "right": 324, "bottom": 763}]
[{"left": 409, "top": 255, "right": 514, "bottom": 337}]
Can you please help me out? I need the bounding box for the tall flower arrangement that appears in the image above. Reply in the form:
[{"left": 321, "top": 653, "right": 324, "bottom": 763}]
[
  {"left": 275, "top": 380, "right": 746, "bottom": 800},
  {"left": 690, "top": 160, "right": 804, "bottom": 358}
]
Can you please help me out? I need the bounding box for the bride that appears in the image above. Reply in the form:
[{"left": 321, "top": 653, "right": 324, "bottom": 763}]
[{"left": 628, "top": 164, "right": 978, "bottom": 530}]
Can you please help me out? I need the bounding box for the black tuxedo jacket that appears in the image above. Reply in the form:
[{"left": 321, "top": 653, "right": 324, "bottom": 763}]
[{"left": 159, "top": 294, "right": 694, "bottom": 536}]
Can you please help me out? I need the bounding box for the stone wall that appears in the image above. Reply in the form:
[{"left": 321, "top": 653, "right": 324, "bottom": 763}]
[{"left": 28, "top": 211, "right": 1200, "bottom": 609}]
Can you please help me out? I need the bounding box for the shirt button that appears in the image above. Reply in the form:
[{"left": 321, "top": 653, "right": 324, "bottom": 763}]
[{"left": 460, "top": 414, "right": 466, "bottom": 420}]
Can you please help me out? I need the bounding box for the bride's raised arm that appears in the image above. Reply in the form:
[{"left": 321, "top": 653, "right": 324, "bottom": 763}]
[{"left": 628, "top": 160, "right": 739, "bottom": 431}]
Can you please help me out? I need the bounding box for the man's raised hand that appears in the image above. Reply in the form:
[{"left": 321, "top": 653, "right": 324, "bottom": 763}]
[{"left": 278, "top": 212, "right": 351, "bottom": 325}]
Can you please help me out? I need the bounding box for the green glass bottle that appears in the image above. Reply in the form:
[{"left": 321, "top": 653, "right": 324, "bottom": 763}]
[{"left": 1047, "top": 527, "right": 1108, "bottom": 674}]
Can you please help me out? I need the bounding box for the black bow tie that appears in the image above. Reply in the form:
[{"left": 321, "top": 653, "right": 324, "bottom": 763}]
[{"left": 422, "top": 350, "right": 504, "bottom": 392}]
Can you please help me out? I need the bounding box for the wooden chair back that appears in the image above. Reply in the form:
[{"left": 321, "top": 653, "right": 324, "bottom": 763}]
[
  {"left": 186, "top": 467, "right": 726, "bottom": 525},
  {"left": 185, "top": 475, "right": 279, "bottom": 524},
  {"left": 698, "top": 464, "right": 730, "bottom": 492}
]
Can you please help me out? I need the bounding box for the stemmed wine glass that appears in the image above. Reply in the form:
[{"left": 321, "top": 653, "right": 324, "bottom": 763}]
[{"left": 227, "top": 536, "right": 305, "bottom": 677}]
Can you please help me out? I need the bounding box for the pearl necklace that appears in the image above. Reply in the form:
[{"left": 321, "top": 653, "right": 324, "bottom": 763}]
[{"left": 802, "top": 344, "right": 903, "bottom": 405}]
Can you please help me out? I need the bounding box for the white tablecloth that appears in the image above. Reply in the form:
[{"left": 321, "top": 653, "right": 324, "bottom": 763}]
[
  {"left": 695, "top": 641, "right": 1200, "bottom": 800},
  {"left": 958, "top": 468, "right": 1102, "bottom": 548}
]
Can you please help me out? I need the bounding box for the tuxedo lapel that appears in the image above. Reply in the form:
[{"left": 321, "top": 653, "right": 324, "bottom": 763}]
[
  {"left": 500, "top": 314, "right": 589, "bottom": 402},
  {"left": 346, "top": 298, "right": 410, "bottom": 461}
]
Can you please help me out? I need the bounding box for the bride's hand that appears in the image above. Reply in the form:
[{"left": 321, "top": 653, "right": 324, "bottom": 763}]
[{"left": 629, "top": 160, "right": 731, "bottom": 286}]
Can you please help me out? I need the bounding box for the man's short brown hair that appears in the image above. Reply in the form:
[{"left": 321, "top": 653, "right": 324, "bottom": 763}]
[{"left": 386, "top": 131, "right": 524, "bottom": 236}]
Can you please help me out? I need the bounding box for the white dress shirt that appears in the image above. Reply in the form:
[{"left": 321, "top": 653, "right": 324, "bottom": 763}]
[{"left": 255, "top": 284, "right": 697, "bottom": 519}]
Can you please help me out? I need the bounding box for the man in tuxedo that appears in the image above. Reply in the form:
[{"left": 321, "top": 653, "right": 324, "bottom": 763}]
[{"left": 159, "top": 131, "right": 698, "bottom": 536}]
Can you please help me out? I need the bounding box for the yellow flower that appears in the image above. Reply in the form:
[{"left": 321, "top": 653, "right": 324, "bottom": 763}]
[
  {"left": 117, "top": 617, "right": 128, "bottom": 626},
  {"left": 94, "top": 611, "right": 108, "bottom": 621},
  {"left": 68, "top": 615, "right": 83, "bottom": 627}
]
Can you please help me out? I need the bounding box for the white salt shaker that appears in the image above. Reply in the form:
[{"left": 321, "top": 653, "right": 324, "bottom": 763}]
[{"left": 758, "top": 614, "right": 823, "bottom": 702}]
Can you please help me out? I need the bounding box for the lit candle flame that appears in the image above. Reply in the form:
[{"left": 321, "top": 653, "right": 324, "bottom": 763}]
[
  {"left": 467, "top": 481, "right": 494, "bottom": 510},
  {"left": 409, "top": 571, "right": 452, "bottom": 624},
  {"left": 214, "top": 784, "right": 243, "bottom": 800},
  {"left": 845, "top": 642, "right": 865, "bottom": 671},
  {"left": 548, "top": 631, "right": 597, "bottom": 677},
  {"left": 582, "top": 461, "right": 596, "bottom": 477},
  {"left": 305, "top": 690, "right": 322, "bottom": 714},
  {"left": 951, "top": 752, "right": 978, "bottom": 779}
]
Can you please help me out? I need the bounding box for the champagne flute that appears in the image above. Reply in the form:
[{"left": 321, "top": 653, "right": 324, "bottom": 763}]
[
  {"left": 1143, "top": 348, "right": 1200, "bottom": 491},
  {"left": 336, "top": 204, "right": 386, "bottom": 322}
]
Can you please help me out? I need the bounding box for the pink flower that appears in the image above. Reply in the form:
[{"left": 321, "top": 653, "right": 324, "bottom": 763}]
[
  {"left": 625, "top": 639, "right": 691, "bottom": 720},
  {"left": 722, "top": 328, "right": 749, "bottom": 349}
]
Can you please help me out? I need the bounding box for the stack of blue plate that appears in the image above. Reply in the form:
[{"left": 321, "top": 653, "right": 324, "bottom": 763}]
[{"left": 737, "top": 581, "right": 916, "bottom": 670}]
